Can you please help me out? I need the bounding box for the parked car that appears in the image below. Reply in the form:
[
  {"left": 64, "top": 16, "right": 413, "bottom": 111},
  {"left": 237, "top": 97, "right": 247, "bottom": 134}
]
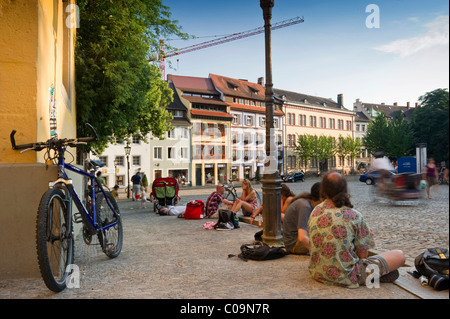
[
  {"left": 359, "top": 170, "right": 395, "bottom": 185},
  {"left": 284, "top": 171, "right": 305, "bottom": 182}
]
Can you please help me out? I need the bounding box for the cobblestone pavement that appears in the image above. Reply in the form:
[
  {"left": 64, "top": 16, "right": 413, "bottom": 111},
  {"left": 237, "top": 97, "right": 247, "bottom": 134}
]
[{"left": 0, "top": 176, "right": 448, "bottom": 301}]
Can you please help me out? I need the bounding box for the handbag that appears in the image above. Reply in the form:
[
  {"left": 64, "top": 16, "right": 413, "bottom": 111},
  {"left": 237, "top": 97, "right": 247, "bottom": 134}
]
[{"left": 184, "top": 200, "right": 204, "bottom": 219}]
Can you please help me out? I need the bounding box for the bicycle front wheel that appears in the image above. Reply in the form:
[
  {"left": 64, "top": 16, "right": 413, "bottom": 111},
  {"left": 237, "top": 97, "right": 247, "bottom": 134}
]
[
  {"left": 96, "top": 192, "right": 123, "bottom": 258},
  {"left": 36, "top": 188, "right": 74, "bottom": 292}
]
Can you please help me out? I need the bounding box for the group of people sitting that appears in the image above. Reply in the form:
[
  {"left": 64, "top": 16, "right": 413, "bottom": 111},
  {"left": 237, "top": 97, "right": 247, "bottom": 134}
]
[{"left": 155, "top": 173, "right": 406, "bottom": 288}]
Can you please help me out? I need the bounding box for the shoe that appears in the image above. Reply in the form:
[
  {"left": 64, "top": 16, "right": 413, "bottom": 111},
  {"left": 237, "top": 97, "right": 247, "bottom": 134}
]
[{"left": 380, "top": 270, "right": 399, "bottom": 283}]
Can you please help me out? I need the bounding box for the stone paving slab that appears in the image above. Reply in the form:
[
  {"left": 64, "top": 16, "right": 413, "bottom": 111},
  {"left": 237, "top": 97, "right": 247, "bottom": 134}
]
[{"left": 0, "top": 177, "right": 448, "bottom": 302}]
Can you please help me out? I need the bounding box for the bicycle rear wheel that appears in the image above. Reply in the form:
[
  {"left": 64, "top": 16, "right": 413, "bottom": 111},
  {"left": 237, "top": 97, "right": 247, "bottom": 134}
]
[
  {"left": 96, "top": 192, "right": 123, "bottom": 258},
  {"left": 36, "top": 188, "right": 74, "bottom": 292}
]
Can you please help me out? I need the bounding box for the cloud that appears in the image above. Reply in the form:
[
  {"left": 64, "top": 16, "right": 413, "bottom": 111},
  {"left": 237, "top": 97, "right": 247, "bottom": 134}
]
[{"left": 375, "top": 15, "right": 449, "bottom": 57}]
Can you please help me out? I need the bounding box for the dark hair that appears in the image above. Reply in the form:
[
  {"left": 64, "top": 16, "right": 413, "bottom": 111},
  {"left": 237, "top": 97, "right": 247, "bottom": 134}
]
[
  {"left": 289, "top": 182, "right": 321, "bottom": 203},
  {"left": 320, "top": 171, "right": 353, "bottom": 208},
  {"left": 281, "top": 183, "right": 295, "bottom": 198}
]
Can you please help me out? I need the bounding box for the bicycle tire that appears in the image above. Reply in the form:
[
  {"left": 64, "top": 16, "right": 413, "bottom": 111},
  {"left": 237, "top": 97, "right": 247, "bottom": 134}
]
[
  {"left": 255, "top": 190, "right": 262, "bottom": 207},
  {"left": 36, "top": 188, "right": 74, "bottom": 292},
  {"left": 96, "top": 192, "right": 123, "bottom": 258},
  {"left": 223, "top": 190, "right": 236, "bottom": 203}
]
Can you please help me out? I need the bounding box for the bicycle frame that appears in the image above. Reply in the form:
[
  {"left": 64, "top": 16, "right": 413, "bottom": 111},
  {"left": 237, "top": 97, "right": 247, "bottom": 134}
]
[{"left": 51, "top": 144, "right": 119, "bottom": 235}]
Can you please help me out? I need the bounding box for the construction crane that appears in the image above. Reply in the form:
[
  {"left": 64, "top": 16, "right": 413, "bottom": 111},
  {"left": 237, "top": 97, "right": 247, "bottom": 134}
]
[{"left": 153, "top": 16, "right": 304, "bottom": 79}]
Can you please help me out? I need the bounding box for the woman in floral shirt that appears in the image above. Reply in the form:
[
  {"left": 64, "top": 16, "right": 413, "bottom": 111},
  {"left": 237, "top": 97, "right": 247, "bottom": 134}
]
[{"left": 308, "top": 172, "right": 405, "bottom": 288}]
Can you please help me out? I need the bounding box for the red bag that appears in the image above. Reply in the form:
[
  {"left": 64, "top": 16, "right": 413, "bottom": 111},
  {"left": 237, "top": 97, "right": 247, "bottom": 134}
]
[{"left": 184, "top": 200, "right": 205, "bottom": 219}]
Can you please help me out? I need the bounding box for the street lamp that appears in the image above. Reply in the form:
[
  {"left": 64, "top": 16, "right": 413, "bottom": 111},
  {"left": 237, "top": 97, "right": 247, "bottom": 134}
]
[
  {"left": 260, "top": 0, "right": 283, "bottom": 245},
  {"left": 124, "top": 143, "right": 131, "bottom": 199},
  {"left": 113, "top": 158, "right": 118, "bottom": 186}
]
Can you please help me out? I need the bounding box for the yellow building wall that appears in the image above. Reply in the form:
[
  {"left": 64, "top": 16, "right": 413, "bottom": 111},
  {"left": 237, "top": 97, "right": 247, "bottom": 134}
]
[
  {"left": 0, "top": 0, "right": 76, "bottom": 164},
  {"left": 0, "top": 0, "right": 77, "bottom": 279}
]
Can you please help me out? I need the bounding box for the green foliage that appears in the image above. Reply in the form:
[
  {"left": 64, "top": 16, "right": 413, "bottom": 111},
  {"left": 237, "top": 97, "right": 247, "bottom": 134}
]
[
  {"left": 338, "top": 135, "right": 363, "bottom": 165},
  {"left": 294, "top": 134, "right": 359, "bottom": 170},
  {"left": 386, "top": 114, "right": 415, "bottom": 159},
  {"left": 363, "top": 114, "right": 390, "bottom": 155},
  {"left": 411, "top": 88, "right": 449, "bottom": 164},
  {"left": 75, "top": 0, "right": 189, "bottom": 153}
]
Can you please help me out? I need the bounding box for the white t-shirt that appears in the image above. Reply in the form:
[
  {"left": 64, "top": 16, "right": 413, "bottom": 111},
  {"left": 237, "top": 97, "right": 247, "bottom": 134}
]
[{"left": 167, "top": 205, "right": 186, "bottom": 216}]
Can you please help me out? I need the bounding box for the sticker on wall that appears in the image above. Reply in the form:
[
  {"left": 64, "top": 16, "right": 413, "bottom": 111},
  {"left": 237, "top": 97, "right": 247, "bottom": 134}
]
[{"left": 49, "top": 84, "right": 57, "bottom": 137}]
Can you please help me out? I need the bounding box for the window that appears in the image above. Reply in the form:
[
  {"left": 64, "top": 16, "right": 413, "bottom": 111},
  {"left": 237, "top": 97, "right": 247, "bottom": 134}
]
[
  {"left": 182, "top": 128, "right": 189, "bottom": 139},
  {"left": 173, "top": 110, "right": 183, "bottom": 117},
  {"left": 98, "top": 156, "right": 108, "bottom": 166},
  {"left": 346, "top": 120, "right": 352, "bottom": 131},
  {"left": 232, "top": 114, "right": 241, "bottom": 125},
  {"left": 154, "top": 147, "right": 162, "bottom": 159},
  {"left": 132, "top": 135, "right": 140, "bottom": 144},
  {"left": 299, "top": 114, "right": 306, "bottom": 126},
  {"left": 167, "top": 129, "right": 176, "bottom": 139},
  {"left": 132, "top": 156, "right": 140, "bottom": 166},
  {"left": 259, "top": 117, "right": 266, "bottom": 127},
  {"left": 115, "top": 156, "right": 124, "bottom": 166},
  {"left": 168, "top": 147, "right": 175, "bottom": 159},
  {"left": 180, "top": 147, "right": 188, "bottom": 159},
  {"left": 274, "top": 118, "right": 279, "bottom": 128},
  {"left": 329, "top": 118, "right": 335, "bottom": 129},
  {"left": 356, "top": 124, "right": 360, "bottom": 131},
  {"left": 320, "top": 117, "right": 326, "bottom": 128},
  {"left": 245, "top": 115, "right": 253, "bottom": 126},
  {"left": 309, "top": 116, "right": 317, "bottom": 127}
]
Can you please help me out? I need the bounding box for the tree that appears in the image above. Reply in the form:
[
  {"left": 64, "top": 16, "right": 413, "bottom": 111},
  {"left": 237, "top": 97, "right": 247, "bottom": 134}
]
[
  {"left": 411, "top": 88, "right": 449, "bottom": 164},
  {"left": 386, "top": 113, "right": 415, "bottom": 159},
  {"left": 363, "top": 114, "right": 390, "bottom": 156},
  {"left": 75, "top": 0, "right": 189, "bottom": 153},
  {"left": 294, "top": 134, "right": 316, "bottom": 170},
  {"left": 313, "top": 135, "right": 336, "bottom": 172},
  {"left": 338, "top": 135, "right": 363, "bottom": 170}
]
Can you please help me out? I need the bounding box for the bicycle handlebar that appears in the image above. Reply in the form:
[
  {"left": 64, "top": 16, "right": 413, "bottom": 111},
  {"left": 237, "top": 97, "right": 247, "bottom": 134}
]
[{"left": 10, "top": 123, "right": 98, "bottom": 151}]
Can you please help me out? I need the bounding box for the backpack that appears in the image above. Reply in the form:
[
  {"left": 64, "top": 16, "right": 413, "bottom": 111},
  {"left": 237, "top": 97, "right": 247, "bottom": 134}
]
[
  {"left": 213, "top": 209, "right": 239, "bottom": 230},
  {"left": 409, "top": 247, "right": 449, "bottom": 291},
  {"left": 229, "top": 242, "right": 286, "bottom": 262}
]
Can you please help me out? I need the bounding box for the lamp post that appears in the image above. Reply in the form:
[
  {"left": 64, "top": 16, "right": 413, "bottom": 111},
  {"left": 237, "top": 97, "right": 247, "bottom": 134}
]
[
  {"left": 124, "top": 143, "right": 131, "bottom": 199},
  {"left": 113, "top": 158, "right": 118, "bottom": 186},
  {"left": 260, "top": 0, "right": 283, "bottom": 245}
]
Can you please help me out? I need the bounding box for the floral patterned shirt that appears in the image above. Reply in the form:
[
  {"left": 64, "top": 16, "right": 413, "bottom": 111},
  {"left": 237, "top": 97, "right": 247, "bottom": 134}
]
[{"left": 307, "top": 199, "right": 375, "bottom": 288}]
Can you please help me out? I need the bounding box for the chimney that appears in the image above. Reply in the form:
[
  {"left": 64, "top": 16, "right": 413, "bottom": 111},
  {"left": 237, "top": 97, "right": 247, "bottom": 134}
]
[
  {"left": 257, "top": 77, "right": 264, "bottom": 87},
  {"left": 337, "top": 94, "right": 343, "bottom": 108},
  {"left": 415, "top": 102, "right": 419, "bottom": 107},
  {"left": 381, "top": 102, "right": 385, "bottom": 105},
  {"left": 393, "top": 102, "right": 398, "bottom": 106},
  {"left": 406, "top": 102, "right": 410, "bottom": 109}
]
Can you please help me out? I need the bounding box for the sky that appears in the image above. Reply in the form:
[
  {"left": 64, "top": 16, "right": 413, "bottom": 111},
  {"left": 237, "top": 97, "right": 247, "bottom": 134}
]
[{"left": 160, "top": 0, "right": 449, "bottom": 109}]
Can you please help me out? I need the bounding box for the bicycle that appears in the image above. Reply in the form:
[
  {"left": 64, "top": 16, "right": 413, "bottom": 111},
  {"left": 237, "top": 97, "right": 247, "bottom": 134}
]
[
  {"left": 223, "top": 179, "right": 262, "bottom": 207},
  {"left": 10, "top": 124, "right": 123, "bottom": 292}
]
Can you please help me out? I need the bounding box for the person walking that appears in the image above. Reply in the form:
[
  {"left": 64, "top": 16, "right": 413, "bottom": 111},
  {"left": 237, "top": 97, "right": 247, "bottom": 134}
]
[
  {"left": 131, "top": 171, "right": 142, "bottom": 201},
  {"left": 423, "top": 158, "right": 439, "bottom": 199}
]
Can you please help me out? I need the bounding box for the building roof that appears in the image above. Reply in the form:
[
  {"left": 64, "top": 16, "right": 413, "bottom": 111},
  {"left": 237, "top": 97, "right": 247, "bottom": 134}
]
[
  {"left": 166, "top": 81, "right": 188, "bottom": 111},
  {"left": 228, "top": 103, "right": 284, "bottom": 116},
  {"left": 182, "top": 95, "right": 228, "bottom": 106},
  {"left": 356, "top": 101, "right": 416, "bottom": 121},
  {"left": 355, "top": 111, "right": 370, "bottom": 122},
  {"left": 209, "top": 73, "right": 265, "bottom": 100},
  {"left": 190, "top": 109, "right": 233, "bottom": 120},
  {"left": 167, "top": 74, "right": 219, "bottom": 96},
  {"left": 273, "top": 88, "right": 348, "bottom": 111}
]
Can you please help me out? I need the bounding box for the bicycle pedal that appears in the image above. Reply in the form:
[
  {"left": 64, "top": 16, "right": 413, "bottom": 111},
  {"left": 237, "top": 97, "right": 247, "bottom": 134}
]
[{"left": 73, "top": 212, "right": 83, "bottom": 223}]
